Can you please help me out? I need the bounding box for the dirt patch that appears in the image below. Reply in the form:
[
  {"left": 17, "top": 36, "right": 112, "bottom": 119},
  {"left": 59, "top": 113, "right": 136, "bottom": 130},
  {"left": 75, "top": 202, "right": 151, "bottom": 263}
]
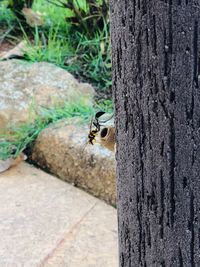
[{"left": 0, "top": 41, "right": 14, "bottom": 52}]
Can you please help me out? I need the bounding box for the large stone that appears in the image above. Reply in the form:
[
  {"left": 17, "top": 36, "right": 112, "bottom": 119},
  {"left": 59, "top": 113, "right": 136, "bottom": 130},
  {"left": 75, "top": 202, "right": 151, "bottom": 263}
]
[
  {"left": 0, "top": 60, "right": 94, "bottom": 132},
  {"left": 31, "top": 120, "right": 116, "bottom": 205}
]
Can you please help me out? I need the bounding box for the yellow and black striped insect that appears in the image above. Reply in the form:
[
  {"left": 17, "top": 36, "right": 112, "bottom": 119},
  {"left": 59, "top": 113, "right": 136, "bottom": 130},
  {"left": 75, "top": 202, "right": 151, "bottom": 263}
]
[{"left": 88, "top": 111, "right": 106, "bottom": 145}]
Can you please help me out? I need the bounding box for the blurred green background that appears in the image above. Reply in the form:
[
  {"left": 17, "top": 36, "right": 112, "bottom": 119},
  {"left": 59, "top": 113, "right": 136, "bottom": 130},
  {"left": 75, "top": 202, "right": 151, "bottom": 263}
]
[
  {"left": 0, "top": 0, "right": 113, "bottom": 160},
  {"left": 0, "top": 0, "right": 112, "bottom": 93}
]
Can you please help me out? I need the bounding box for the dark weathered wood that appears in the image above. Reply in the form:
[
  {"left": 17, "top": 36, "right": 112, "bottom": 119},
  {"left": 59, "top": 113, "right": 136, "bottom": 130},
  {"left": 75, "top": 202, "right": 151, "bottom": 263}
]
[{"left": 110, "top": 1, "right": 200, "bottom": 266}]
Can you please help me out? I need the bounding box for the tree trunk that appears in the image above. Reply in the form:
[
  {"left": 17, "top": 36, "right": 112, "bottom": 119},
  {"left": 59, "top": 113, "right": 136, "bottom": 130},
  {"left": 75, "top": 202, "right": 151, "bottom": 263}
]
[{"left": 110, "top": 1, "right": 200, "bottom": 266}]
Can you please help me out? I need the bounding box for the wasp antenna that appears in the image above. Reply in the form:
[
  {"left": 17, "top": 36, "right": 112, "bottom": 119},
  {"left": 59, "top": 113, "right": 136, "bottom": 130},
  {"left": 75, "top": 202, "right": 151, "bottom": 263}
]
[
  {"left": 93, "top": 121, "right": 98, "bottom": 128},
  {"left": 89, "top": 117, "right": 93, "bottom": 130}
]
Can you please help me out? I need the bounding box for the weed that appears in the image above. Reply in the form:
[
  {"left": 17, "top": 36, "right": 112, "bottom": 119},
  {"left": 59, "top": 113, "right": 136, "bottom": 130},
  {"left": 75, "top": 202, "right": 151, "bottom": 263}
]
[
  {"left": 33, "top": 0, "right": 72, "bottom": 30},
  {"left": 0, "top": 1, "right": 15, "bottom": 27},
  {"left": 64, "top": 24, "right": 111, "bottom": 90},
  {"left": 33, "top": 0, "right": 112, "bottom": 90},
  {"left": 44, "top": 0, "right": 109, "bottom": 37},
  {"left": 21, "top": 25, "right": 73, "bottom": 66}
]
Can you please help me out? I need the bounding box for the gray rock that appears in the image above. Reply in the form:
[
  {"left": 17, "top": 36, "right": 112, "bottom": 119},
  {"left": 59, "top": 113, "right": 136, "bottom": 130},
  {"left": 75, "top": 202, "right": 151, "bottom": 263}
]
[
  {"left": 31, "top": 120, "right": 116, "bottom": 205},
  {"left": 0, "top": 60, "right": 94, "bottom": 132}
]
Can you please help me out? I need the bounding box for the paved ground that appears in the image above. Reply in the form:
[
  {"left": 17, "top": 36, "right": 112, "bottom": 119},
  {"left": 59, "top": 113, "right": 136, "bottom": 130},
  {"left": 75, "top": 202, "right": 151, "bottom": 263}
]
[{"left": 0, "top": 163, "right": 118, "bottom": 267}]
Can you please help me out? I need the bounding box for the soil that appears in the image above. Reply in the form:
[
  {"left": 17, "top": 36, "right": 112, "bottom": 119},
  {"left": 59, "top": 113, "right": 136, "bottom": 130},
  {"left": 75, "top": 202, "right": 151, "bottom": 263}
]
[{"left": 0, "top": 41, "right": 14, "bottom": 52}]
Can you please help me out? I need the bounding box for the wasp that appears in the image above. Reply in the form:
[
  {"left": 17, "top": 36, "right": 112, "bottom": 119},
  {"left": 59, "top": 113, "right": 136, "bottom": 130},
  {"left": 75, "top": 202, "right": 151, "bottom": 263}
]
[
  {"left": 88, "top": 111, "right": 105, "bottom": 145},
  {"left": 87, "top": 111, "right": 114, "bottom": 145}
]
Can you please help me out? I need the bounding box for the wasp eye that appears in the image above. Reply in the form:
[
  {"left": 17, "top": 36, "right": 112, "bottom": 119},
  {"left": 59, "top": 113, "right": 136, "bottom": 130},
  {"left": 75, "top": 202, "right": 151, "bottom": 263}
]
[{"left": 100, "top": 127, "right": 108, "bottom": 138}]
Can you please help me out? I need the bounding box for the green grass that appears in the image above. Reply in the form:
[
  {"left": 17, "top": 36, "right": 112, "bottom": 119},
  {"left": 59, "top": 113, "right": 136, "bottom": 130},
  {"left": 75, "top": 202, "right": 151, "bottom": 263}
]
[
  {"left": 0, "top": 1, "right": 15, "bottom": 26},
  {"left": 33, "top": 0, "right": 73, "bottom": 30},
  {"left": 73, "top": 28, "right": 112, "bottom": 90},
  {"left": 28, "top": 0, "right": 111, "bottom": 90},
  {"left": 95, "top": 99, "right": 113, "bottom": 114},
  {"left": 0, "top": 101, "right": 95, "bottom": 160},
  {"left": 21, "top": 25, "right": 74, "bottom": 66}
]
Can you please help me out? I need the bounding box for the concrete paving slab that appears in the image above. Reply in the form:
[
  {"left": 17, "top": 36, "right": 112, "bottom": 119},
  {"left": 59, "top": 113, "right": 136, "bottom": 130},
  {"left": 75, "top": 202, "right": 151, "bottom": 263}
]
[{"left": 0, "top": 163, "right": 118, "bottom": 267}]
